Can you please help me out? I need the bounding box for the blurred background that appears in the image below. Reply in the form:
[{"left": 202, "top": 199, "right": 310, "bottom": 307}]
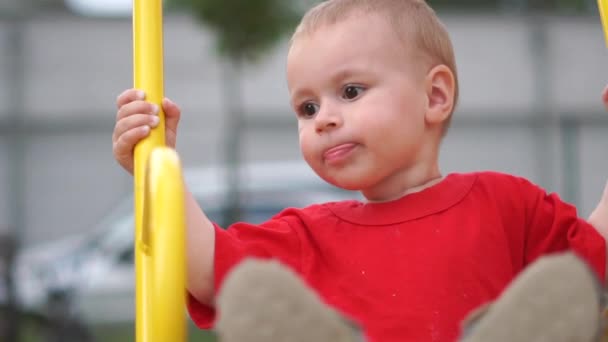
[{"left": 0, "top": 0, "right": 607, "bottom": 341}]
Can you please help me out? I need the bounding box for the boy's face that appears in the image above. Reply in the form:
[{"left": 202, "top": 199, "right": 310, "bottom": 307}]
[{"left": 287, "top": 13, "right": 432, "bottom": 198}]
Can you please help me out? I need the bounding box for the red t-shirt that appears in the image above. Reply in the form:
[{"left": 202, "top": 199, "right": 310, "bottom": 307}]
[{"left": 188, "top": 172, "right": 606, "bottom": 342}]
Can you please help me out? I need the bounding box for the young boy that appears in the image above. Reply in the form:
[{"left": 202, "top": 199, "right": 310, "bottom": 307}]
[{"left": 112, "top": 0, "right": 608, "bottom": 341}]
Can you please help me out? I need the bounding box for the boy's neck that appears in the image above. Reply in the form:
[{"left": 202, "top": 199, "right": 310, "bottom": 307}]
[
  {"left": 362, "top": 162, "right": 443, "bottom": 203},
  {"left": 361, "top": 134, "right": 444, "bottom": 203}
]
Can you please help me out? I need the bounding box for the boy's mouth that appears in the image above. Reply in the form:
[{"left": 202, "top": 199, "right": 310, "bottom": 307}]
[{"left": 323, "top": 143, "right": 358, "bottom": 164}]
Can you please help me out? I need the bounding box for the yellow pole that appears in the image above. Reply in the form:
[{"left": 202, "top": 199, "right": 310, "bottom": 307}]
[
  {"left": 132, "top": 0, "right": 179, "bottom": 341},
  {"left": 142, "top": 148, "right": 187, "bottom": 342},
  {"left": 599, "top": 0, "right": 608, "bottom": 46}
]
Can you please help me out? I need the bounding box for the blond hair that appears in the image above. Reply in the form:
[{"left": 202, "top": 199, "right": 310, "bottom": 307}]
[{"left": 292, "top": 0, "right": 459, "bottom": 131}]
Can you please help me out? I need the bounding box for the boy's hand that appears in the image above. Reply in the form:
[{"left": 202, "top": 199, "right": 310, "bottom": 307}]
[
  {"left": 112, "top": 88, "right": 181, "bottom": 174},
  {"left": 603, "top": 85, "right": 608, "bottom": 111}
]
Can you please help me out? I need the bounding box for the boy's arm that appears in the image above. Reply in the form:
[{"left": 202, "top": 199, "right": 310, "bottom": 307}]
[
  {"left": 113, "top": 91, "right": 216, "bottom": 305},
  {"left": 594, "top": 87, "right": 608, "bottom": 234},
  {"left": 185, "top": 188, "right": 216, "bottom": 306},
  {"left": 588, "top": 181, "right": 608, "bottom": 233},
  {"left": 590, "top": 87, "right": 608, "bottom": 282},
  {"left": 588, "top": 180, "right": 608, "bottom": 282}
]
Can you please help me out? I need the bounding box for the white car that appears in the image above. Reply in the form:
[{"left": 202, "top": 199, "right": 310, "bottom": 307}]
[{"left": 14, "top": 160, "right": 357, "bottom": 324}]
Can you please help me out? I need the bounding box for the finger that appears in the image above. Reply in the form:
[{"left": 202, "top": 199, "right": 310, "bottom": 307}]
[
  {"left": 113, "top": 114, "right": 160, "bottom": 143},
  {"left": 162, "top": 97, "right": 181, "bottom": 127},
  {"left": 116, "top": 88, "right": 146, "bottom": 109},
  {"left": 116, "top": 100, "right": 159, "bottom": 121},
  {"left": 113, "top": 125, "right": 151, "bottom": 160}
]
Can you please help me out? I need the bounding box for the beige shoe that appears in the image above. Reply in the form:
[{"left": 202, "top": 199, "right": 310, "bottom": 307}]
[
  {"left": 216, "top": 258, "right": 364, "bottom": 342},
  {"left": 461, "top": 252, "right": 605, "bottom": 342}
]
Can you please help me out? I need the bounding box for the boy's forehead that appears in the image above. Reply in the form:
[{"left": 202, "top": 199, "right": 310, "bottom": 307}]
[
  {"left": 293, "top": 14, "right": 396, "bottom": 51},
  {"left": 288, "top": 14, "right": 413, "bottom": 69},
  {"left": 287, "top": 15, "right": 419, "bottom": 93}
]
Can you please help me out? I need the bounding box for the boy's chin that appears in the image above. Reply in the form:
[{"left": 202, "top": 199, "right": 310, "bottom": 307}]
[
  {"left": 307, "top": 161, "right": 376, "bottom": 191},
  {"left": 317, "top": 172, "right": 368, "bottom": 192}
]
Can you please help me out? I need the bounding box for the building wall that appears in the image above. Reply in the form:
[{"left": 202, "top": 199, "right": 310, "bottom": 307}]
[{"left": 0, "top": 11, "right": 607, "bottom": 244}]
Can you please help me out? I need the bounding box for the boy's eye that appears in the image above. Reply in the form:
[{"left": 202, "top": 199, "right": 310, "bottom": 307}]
[
  {"left": 342, "top": 85, "right": 365, "bottom": 100},
  {"left": 299, "top": 102, "right": 319, "bottom": 118}
]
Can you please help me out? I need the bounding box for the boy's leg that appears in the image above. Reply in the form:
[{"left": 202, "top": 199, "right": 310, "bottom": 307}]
[
  {"left": 215, "top": 258, "right": 364, "bottom": 342},
  {"left": 461, "top": 252, "right": 605, "bottom": 342}
]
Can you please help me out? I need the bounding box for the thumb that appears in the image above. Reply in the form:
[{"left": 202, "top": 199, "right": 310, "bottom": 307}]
[{"left": 162, "top": 97, "right": 181, "bottom": 130}]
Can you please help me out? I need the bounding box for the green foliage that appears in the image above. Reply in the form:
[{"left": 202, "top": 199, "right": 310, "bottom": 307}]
[{"left": 167, "top": 0, "right": 301, "bottom": 61}]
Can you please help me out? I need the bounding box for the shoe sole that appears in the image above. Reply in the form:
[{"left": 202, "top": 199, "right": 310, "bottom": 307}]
[
  {"left": 461, "top": 252, "right": 603, "bottom": 342},
  {"left": 215, "top": 258, "right": 362, "bottom": 342}
]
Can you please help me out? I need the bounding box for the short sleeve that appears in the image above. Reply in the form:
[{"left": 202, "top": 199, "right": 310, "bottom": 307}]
[
  {"left": 187, "top": 215, "right": 304, "bottom": 328},
  {"left": 522, "top": 179, "right": 606, "bottom": 282}
]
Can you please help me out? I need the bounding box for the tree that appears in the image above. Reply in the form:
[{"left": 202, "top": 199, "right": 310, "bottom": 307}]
[{"left": 167, "top": 0, "right": 301, "bottom": 225}]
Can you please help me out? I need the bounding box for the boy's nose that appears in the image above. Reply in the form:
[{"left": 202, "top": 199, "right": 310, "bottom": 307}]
[{"left": 314, "top": 106, "right": 343, "bottom": 134}]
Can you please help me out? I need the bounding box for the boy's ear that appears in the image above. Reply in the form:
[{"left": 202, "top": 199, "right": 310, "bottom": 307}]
[{"left": 424, "top": 64, "right": 455, "bottom": 125}]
